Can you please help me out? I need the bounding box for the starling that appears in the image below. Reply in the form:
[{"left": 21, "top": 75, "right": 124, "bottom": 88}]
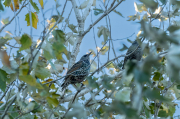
[
  {"left": 122, "top": 40, "right": 142, "bottom": 69},
  {"left": 61, "top": 52, "right": 92, "bottom": 90}
]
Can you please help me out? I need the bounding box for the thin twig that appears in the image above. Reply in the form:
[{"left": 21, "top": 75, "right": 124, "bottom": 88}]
[{"left": 0, "top": 0, "right": 28, "bottom": 33}]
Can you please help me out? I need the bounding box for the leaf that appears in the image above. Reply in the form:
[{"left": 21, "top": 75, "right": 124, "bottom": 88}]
[
  {"left": 3, "top": 0, "right": 11, "bottom": 7},
  {"left": 30, "top": 0, "right": 39, "bottom": 13},
  {"left": 177, "top": 85, "right": 180, "bottom": 90},
  {"left": 0, "top": 0, "right": 4, "bottom": 11},
  {"left": 19, "top": 75, "right": 43, "bottom": 89},
  {"left": 25, "top": 12, "right": 39, "bottom": 29},
  {"left": 86, "top": 76, "right": 99, "bottom": 89},
  {"left": 78, "top": 0, "right": 89, "bottom": 9},
  {"left": 38, "top": 0, "right": 43, "bottom": 8},
  {"left": 143, "top": 88, "right": 167, "bottom": 101},
  {"left": 159, "top": 0, "right": 167, "bottom": 4},
  {"left": 120, "top": 44, "right": 128, "bottom": 51},
  {"left": 158, "top": 110, "right": 167, "bottom": 117},
  {"left": 100, "top": 46, "right": 109, "bottom": 55},
  {"left": 115, "top": 87, "right": 131, "bottom": 102},
  {"left": 113, "top": 10, "right": 124, "bottom": 17},
  {"left": 50, "top": 64, "right": 64, "bottom": 74},
  {"left": 0, "top": 50, "right": 11, "bottom": 67},
  {"left": 153, "top": 72, "right": 163, "bottom": 81},
  {"left": 0, "top": 69, "right": 8, "bottom": 92},
  {"left": 19, "top": 34, "right": 32, "bottom": 51},
  {"left": 1, "top": 17, "right": 9, "bottom": 25},
  {"left": 68, "top": 24, "right": 78, "bottom": 33},
  {"left": 134, "top": 2, "right": 147, "bottom": 13},
  {"left": 46, "top": 97, "right": 59, "bottom": 107},
  {"left": 35, "top": 67, "right": 51, "bottom": 80},
  {"left": 97, "top": 26, "right": 110, "bottom": 42},
  {"left": 134, "top": 68, "right": 151, "bottom": 84},
  {"left": 139, "top": 0, "right": 158, "bottom": 13},
  {"left": 10, "top": 0, "right": 19, "bottom": 11},
  {"left": 52, "top": 30, "right": 65, "bottom": 44},
  {"left": 167, "top": 25, "right": 180, "bottom": 33},
  {"left": 52, "top": 41, "right": 67, "bottom": 60},
  {"left": 94, "top": 8, "right": 104, "bottom": 16},
  {"left": 23, "top": 102, "right": 36, "bottom": 113}
]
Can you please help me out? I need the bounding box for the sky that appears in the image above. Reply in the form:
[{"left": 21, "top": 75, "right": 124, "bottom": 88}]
[{"left": 0, "top": 0, "right": 180, "bottom": 118}]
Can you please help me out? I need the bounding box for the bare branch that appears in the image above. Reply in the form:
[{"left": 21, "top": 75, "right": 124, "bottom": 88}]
[{"left": 0, "top": 0, "right": 28, "bottom": 33}]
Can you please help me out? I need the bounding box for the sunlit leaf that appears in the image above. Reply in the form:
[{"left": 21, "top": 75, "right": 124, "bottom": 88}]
[
  {"left": 134, "top": 2, "right": 147, "bottom": 12},
  {"left": 139, "top": 0, "right": 158, "bottom": 13},
  {"left": 1, "top": 17, "right": 9, "bottom": 25},
  {"left": 10, "top": 0, "right": 19, "bottom": 11},
  {"left": 38, "top": 0, "right": 43, "bottom": 8},
  {"left": 25, "top": 12, "right": 39, "bottom": 29}
]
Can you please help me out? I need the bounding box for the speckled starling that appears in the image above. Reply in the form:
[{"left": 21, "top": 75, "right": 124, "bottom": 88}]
[
  {"left": 61, "top": 52, "right": 92, "bottom": 90},
  {"left": 122, "top": 40, "right": 142, "bottom": 69}
]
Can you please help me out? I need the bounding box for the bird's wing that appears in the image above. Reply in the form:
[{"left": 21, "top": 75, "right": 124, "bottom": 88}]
[{"left": 66, "top": 61, "right": 83, "bottom": 75}]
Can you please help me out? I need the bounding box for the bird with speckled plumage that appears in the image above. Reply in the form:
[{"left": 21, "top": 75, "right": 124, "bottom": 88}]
[
  {"left": 122, "top": 40, "right": 142, "bottom": 69},
  {"left": 61, "top": 52, "right": 92, "bottom": 90}
]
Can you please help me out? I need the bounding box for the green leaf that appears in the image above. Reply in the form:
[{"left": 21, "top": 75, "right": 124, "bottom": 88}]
[
  {"left": 158, "top": 110, "right": 167, "bottom": 117},
  {"left": 134, "top": 68, "right": 151, "bottom": 84},
  {"left": 19, "top": 75, "right": 44, "bottom": 89},
  {"left": 19, "top": 75, "right": 36, "bottom": 86},
  {"left": 153, "top": 72, "right": 163, "bottom": 81},
  {"left": 1, "top": 17, "right": 9, "bottom": 25},
  {"left": 86, "top": 76, "right": 99, "bottom": 89},
  {"left": 143, "top": 88, "right": 167, "bottom": 101},
  {"left": 52, "top": 41, "right": 67, "bottom": 60},
  {"left": 167, "top": 25, "right": 180, "bottom": 33},
  {"left": 25, "top": 12, "right": 38, "bottom": 29},
  {"left": 177, "top": 85, "right": 180, "bottom": 90},
  {"left": 68, "top": 24, "right": 78, "bottom": 33},
  {"left": 159, "top": 0, "right": 167, "bottom": 4},
  {"left": 52, "top": 30, "right": 65, "bottom": 43},
  {"left": 120, "top": 44, "right": 128, "bottom": 51},
  {"left": 0, "top": 0, "right": 4, "bottom": 11},
  {"left": 35, "top": 67, "right": 51, "bottom": 80},
  {"left": 0, "top": 69, "right": 8, "bottom": 92},
  {"left": 46, "top": 97, "right": 59, "bottom": 107},
  {"left": 113, "top": 10, "right": 124, "bottom": 17},
  {"left": 30, "top": 0, "right": 39, "bottom": 13},
  {"left": 19, "top": 34, "right": 32, "bottom": 51},
  {"left": 97, "top": 26, "right": 110, "bottom": 42},
  {"left": 94, "top": 8, "right": 104, "bottom": 16},
  {"left": 3, "top": 0, "right": 11, "bottom": 7}
]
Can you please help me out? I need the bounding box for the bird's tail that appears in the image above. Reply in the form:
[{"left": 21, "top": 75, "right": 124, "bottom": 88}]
[{"left": 61, "top": 81, "right": 69, "bottom": 91}]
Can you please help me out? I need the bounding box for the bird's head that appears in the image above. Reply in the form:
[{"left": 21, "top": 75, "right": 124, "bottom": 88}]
[{"left": 80, "top": 52, "right": 92, "bottom": 61}]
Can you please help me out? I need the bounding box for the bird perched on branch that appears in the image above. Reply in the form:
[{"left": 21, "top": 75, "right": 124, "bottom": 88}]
[
  {"left": 122, "top": 40, "right": 142, "bottom": 69},
  {"left": 61, "top": 52, "right": 92, "bottom": 90}
]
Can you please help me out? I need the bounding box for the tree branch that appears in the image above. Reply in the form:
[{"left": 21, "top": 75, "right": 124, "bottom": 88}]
[{"left": 0, "top": 0, "right": 28, "bottom": 33}]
